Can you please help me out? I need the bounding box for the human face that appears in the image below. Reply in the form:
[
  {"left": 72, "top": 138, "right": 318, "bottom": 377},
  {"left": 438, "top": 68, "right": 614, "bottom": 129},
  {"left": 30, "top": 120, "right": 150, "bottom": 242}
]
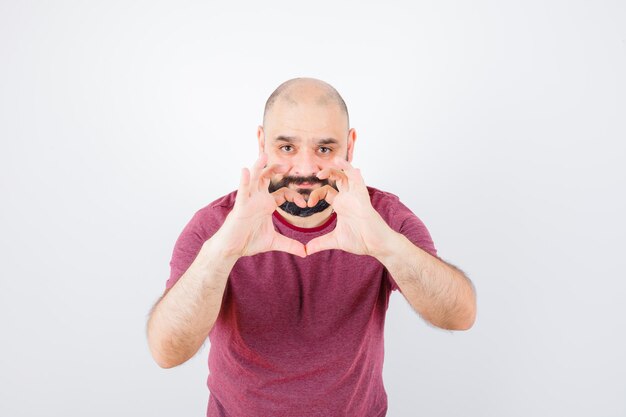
[{"left": 258, "top": 98, "right": 356, "bottom": 216}]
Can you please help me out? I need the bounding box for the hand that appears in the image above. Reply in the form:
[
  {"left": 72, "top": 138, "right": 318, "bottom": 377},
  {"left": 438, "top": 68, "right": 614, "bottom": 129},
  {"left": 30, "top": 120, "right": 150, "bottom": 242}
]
[
  {"left": 304, "top": 158, "right": 394, "bottom": 257},
  {"left": 214, "top": 153, "right": 308, "bottom": 258}
]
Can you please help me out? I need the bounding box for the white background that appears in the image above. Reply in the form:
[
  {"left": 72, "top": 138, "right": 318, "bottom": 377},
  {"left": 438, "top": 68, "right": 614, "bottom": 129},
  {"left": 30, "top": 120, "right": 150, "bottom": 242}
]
[{"left": 1, "top": 1, "right": 625, "bottom": 416}]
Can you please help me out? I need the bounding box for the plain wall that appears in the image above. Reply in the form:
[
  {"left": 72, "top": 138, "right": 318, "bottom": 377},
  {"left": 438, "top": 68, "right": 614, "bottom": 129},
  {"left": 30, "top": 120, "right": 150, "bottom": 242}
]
[{"left": 1, "top": 1, "right": 624, "bottom": 416}]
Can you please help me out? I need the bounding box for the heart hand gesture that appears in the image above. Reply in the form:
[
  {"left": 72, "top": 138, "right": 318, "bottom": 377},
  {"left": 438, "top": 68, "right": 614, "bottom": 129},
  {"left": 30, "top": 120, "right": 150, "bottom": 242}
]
[
  {"left": 215, "top": 153, "right": 308, "bottom": 258},
  {"left": 305, "top": 158, "right": 393, "bottom": 257}
]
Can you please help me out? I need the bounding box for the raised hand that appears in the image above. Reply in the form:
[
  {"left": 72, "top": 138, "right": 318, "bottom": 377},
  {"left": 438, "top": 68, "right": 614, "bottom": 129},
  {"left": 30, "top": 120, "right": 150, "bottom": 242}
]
[
  {"left": 215, "top": 153, "right": 308, "bottom": 258},
  {"left": 304, "top": 158, "right": 394, "bottom": 257}
]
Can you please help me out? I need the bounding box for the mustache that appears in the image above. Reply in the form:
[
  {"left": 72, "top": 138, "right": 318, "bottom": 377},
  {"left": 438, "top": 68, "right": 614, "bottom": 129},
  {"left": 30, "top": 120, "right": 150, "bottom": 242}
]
[
  {"left": 271, "top": 175, "right": 329, "bottom": 189},
  {"left": 268, "top": 174, "right": 339, "bottom": 195}
]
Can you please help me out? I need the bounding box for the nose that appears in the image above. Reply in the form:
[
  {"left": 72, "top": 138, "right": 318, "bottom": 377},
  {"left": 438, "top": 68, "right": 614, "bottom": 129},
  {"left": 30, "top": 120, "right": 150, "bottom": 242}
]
[{"left": 291, "top": 148, "right": 321, "bottom": 177}]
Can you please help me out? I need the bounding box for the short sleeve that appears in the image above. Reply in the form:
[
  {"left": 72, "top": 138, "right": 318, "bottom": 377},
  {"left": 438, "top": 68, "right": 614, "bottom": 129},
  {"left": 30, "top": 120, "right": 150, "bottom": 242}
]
[
  {"left": 385, "top": 202, "right": 438, "bottom": 293},
  {"left": 164, "top": 192, "right": 236, "bottom": 291},
  {"left": 165, "top": 210, "right": 208, "bottom": 290}
]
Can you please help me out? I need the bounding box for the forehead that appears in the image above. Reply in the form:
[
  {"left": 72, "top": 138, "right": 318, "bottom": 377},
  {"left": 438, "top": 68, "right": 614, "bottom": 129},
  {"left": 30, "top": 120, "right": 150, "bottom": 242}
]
[{"left": 265, "top": 98, "right": 347, "bottom": 141}]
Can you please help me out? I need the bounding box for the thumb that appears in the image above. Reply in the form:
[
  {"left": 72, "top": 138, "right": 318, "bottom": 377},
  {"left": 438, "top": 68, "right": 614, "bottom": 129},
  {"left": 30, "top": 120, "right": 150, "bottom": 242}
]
[
  {"left": 305, "top": 232, "right": 338, "bottom": 256},
  {"left": 270, "top": 231, "right": 307, "bottom": 258}
]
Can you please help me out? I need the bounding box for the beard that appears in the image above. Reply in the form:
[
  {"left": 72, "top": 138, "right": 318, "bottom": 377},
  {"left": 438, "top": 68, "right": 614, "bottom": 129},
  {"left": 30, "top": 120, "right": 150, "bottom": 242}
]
[{"left": 268, "top": 174, "right": 339, "bottom": 217}]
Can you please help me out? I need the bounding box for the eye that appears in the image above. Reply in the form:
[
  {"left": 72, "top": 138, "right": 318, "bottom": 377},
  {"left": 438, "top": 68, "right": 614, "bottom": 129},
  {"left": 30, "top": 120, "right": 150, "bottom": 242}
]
[
  {"left": 319, "top": 146, "right": 332, "bottom": 154},
  {"left": 280, "top": 145, "right": 294, "bottom": 153}
]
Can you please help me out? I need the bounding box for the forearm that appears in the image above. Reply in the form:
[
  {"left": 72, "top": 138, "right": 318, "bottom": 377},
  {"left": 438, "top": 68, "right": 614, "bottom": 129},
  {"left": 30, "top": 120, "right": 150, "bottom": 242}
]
[
  {"left": 147, "top": 234, "right": 238, "bottom": 368},
  {"left": 376, "top": 231, "right": 476, "bottom": 330}
]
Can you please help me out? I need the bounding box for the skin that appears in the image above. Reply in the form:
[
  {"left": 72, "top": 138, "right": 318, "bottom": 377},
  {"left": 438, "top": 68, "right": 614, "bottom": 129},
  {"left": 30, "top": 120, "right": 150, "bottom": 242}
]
[
  {"left": 146, "top": 78, "right": 477, "bottom": 369},
  {"left": 258, "top": 79, "right": 355, "bottom": 229}
]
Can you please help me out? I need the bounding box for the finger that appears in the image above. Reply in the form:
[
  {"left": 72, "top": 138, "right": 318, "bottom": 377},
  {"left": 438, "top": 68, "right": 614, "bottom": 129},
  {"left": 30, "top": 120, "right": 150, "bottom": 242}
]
[
  {"left": 334, "top": 157, "right": 353, "bottom": 171},
  {"left": 316, "top": 168, "right": 349, "bottom": 192},
  {"left": 316, "top": 167, "right": 348, "bottom": 182},
  {"left": 333, "top": 158, "right": 365, "bottom": 185},
  {"left": 305, "top": 232, "right": 339, "bottom": 255},
  {"left": 271, "top": 187, "right": 307, "bottom": 208},
  {"left": 234, "top": 167, "right": 250, "bottom": 208},
  {"left": 271, "top": 232, "right": 307, "bottom": 258},
  {"left": 307, "top": 184, "right": 338, "bottom": 207},
  {"left": 249, "top": 153, "right": 269, "bottom": 187},
  {"left": 258, "top": 163, "right": 289, "bottom": 192},
  {"left": 347, "top": 167, "right": 364, "bottom": 184}
]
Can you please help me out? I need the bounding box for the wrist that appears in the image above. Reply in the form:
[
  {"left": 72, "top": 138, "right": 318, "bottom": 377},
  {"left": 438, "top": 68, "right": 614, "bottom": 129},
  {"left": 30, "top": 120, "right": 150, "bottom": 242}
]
[
  {"left": 366, "top": 212, "right": 405, "bottom": 260},
  {"left": 200, "top": 229, "right": 241, "bottom": 271},
  {"left": 211, "top": 213, "right": 248, "bottom": 258}
]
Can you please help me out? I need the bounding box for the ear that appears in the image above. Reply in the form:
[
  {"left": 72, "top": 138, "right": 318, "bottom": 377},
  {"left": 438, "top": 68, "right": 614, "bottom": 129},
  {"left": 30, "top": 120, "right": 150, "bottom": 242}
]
[
  {"left": 257, "top": 125, "right": 265, "bottom": 155},
  {"left": 346, "top": 128, "right": 357, "bottom": 163}
]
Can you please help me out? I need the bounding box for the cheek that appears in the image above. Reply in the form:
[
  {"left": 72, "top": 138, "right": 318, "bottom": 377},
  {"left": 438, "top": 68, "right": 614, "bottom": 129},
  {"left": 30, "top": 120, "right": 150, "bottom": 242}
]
[{"left": 267, "top": 149, "right": 288, "bottom": 163}]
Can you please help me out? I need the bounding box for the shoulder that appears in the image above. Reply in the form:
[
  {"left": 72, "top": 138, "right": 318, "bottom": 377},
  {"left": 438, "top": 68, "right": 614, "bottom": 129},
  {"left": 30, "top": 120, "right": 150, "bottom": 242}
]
[
  {"left": 367, "top": 185, "right": 401, "bottom": 206},
  {"left": 367, "top": 186, "right": 438, "bottom": 257},
  {"left": 202, "top": 189, "right": 237, "bottom": 211},
  {"left": 366, "top": 185, "right": 406, "bottom": 221},
  {"left": 366, "top": 185, "right": 428, "bottom": 232},
  {"left": 187, "top": 190, "right": 237, "bottom": 236}
]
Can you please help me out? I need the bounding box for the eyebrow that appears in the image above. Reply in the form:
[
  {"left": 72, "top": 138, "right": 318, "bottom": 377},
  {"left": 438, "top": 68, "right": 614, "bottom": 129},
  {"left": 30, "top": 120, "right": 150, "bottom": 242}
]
[{"left": 274, "top": 135, "right": 339, "bottom": 145}]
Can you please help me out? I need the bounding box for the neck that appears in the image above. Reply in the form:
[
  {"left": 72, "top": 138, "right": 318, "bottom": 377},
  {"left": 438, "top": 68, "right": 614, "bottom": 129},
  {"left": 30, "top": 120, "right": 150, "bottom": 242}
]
[{"left": 276, "top": 205, "right": 334, "bottom": 229}]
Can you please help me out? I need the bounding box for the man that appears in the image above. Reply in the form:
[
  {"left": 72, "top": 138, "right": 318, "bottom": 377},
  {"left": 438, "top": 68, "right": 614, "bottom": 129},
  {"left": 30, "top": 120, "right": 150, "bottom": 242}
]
[{"left": 146, "top": 77, "right": 477, "bottom": 416}]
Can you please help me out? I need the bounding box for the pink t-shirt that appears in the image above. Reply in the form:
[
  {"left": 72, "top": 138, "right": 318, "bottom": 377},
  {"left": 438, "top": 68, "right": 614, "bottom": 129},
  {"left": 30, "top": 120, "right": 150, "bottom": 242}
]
[{"left": 166, "top": 186, "right": 437, "bottom": 417}]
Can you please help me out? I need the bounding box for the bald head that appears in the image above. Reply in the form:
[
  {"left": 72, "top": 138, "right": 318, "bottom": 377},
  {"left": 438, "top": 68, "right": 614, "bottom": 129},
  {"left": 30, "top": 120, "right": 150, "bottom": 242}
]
[{"left": 263, "top": 77, "right": 349, "bottom": 129}]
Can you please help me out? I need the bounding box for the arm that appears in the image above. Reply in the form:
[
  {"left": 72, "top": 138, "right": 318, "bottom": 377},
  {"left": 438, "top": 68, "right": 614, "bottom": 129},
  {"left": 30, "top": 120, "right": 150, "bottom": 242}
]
[
  {"left": 146, "top": 234, "right": 238, "bottom": 369},
  {"left": 304, "top": 158, "right": 476, "bottom": 331},
  {"left": 146, "top": 153, "right": 307, "bottom": 369},
  {"left": 375, "top": 229, "right": 477, "bottom": 331}
]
